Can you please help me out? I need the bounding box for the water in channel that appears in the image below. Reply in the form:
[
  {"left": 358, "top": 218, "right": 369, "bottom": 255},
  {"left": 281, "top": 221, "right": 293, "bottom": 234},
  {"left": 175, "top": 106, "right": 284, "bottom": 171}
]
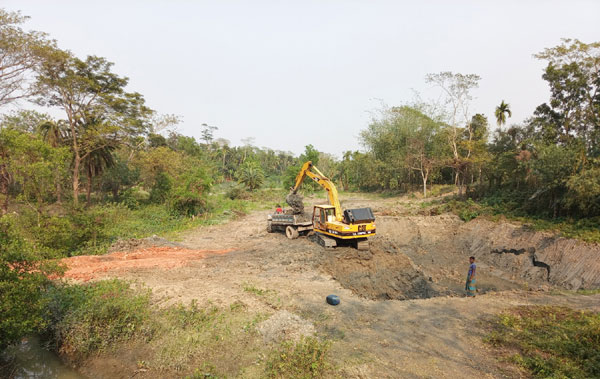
[{"left": 4, "top": 336, "right": 84, "bottom": 379}]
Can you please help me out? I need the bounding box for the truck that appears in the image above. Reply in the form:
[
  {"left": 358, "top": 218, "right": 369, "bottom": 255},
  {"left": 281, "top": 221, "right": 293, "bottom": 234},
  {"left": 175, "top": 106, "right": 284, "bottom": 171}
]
[{"left": 266, "top": 213, "right": 313, "bottom": 239}]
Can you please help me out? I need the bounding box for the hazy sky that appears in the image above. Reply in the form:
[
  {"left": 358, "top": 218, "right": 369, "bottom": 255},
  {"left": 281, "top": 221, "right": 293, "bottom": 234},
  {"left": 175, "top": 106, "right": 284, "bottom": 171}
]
[{"left": 3, "top": 1, "right": 599, "bottom": 156}]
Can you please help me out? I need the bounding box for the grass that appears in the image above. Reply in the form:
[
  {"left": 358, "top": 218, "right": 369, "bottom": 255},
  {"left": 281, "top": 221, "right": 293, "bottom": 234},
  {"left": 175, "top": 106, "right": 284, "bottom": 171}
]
[
  {"left": 43, "top": 280, "right": 267, "bottom": 375},
  {"left": 485, "top": 306, "right": 600, "bottom": 378},
  {"left": 44, "top": 280, "right": 152, "bottom": 361},
  {"left": 265, "top": 336, "right": 333, "bottom": 379},
  {"left": 43, "top": 279, "right": 336, "bottom": 377},
  {"left": 12, "top": 187, "right": 287, "bottom": 257},
  {"left": 242, "top": 282, "right": 282, "bottom": 309}
]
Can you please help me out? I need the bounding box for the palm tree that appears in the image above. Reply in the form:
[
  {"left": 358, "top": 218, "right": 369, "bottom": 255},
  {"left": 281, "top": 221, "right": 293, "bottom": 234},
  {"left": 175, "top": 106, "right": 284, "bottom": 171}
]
[
  {"left": 495, "top": 100, "right": 512, "bottom": 128},
  {"left": 82, "top": 144, "right": 115, "bottom": 206},
  {"left": 38, "top": 120, "right": 67, "bottom": 203}
]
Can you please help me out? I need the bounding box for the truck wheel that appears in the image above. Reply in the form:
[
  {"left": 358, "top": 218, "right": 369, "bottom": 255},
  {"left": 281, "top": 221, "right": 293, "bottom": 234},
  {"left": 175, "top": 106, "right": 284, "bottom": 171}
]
[
  {"left": 286, "top": 226, "right": 299, "bottom": 239},
  {"left": 267, "top": 221, "right": 273, "bottom": 233}
]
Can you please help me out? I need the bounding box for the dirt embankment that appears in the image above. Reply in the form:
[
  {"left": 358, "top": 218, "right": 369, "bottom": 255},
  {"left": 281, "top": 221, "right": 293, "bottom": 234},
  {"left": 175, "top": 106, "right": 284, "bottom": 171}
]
[
  {"left": 458, "top": 219, "right": 600, "bottom": 290},
  {"left": 373, "top": 214, "right": 600, "bottom": 292}
]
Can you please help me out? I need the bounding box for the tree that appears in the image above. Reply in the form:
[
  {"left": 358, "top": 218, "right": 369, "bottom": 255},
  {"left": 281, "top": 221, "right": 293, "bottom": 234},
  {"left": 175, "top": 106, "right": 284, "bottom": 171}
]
[
  {"left": 0, "top": 128, "right": 69, "bottom": 216},
  {"left": 200, "top": 123, "right": 218, "bottom": 146},
  {"left": 0, "top": 9, "right": 56, "bottom": 107},
  {"left": 402, "top": 108, "right": 447, "bottom": 197},
  {"left": 237, "top": 162, "right": 264, "bottom": 191},
  {"left": 38, "top": 118, "right": 67, "bottom": 202},
  {"left": 360, "top": 105, "right": 448, "bottom": 196},
  {"left": 241, "top": 137, "right": 255, "bottom": 163},
  {"left": 495, "top": 100, "right": 512, "bottom": 128},
  {"left": 533, "top": 39, "right": 600, "bottom": 154},
  {"left": 1, "top": 110, "right": 53, "bottom": 133},
  {"left": 426, "top": 72, "right": 481, "bottom": 195},
  {"left": 82, "top": 144, "right": 115, "bottom": 205},
  {"left": 35, "top": 53, "right": 152, "bottom": 205}
]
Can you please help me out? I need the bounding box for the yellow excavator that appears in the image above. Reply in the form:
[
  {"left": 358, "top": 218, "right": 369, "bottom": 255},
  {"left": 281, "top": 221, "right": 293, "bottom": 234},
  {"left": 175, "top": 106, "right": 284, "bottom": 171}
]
[{"left": 269, "top": 161, "right": 375, "bottom": 250}]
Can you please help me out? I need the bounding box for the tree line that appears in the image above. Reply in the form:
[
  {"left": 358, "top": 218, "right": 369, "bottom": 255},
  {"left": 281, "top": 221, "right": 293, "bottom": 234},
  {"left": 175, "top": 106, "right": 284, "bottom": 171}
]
[
  {"left": 2, "top": 8, "right": 599, "bottom": 222},
  {"left": 335, "top": 39, "right": 600, "bottom": 219},
  {"left": 0, "top": 9, "right": 300, "bottom": 218}
]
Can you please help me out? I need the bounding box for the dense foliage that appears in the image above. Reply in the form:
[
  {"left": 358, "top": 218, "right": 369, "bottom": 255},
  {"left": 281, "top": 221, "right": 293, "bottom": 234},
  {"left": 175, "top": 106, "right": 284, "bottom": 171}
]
[{"left": 0, "top": 215, "right": 58, "bottom": 350}]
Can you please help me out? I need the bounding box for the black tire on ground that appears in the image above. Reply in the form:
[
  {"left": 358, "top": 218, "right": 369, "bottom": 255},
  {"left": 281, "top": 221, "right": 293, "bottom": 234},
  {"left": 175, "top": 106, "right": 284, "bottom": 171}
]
[
  {"left": 267, "top": 221, "right": 273, "bottom": 233},
  {"left": 285, "top": 226, "right": 299, "bottom": 239},
  {"left": 326, "top": 294, "right": 340, "bottom": 306}
]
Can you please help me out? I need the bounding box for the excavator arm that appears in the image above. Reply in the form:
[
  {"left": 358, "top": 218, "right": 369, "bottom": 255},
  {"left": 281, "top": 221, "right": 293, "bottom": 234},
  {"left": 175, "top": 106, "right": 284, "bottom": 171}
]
[{"left": 290, "top": 161, "right": 343, "bottom": 222}]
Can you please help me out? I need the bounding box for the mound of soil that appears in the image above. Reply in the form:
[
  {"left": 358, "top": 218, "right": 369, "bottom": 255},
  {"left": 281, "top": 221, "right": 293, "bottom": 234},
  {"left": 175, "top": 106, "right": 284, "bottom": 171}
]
[
  {"left": 319, "top": 238, "right": 440, "bottom": 300},
  {"left": 58, "top": 246, "right": 233, "bottom": 281},
  {"left": 108, "top": 235, "right": 185, "bottom": 253},
  {"left": 257, "top": 310, "right": 316, "bottom": 343}
]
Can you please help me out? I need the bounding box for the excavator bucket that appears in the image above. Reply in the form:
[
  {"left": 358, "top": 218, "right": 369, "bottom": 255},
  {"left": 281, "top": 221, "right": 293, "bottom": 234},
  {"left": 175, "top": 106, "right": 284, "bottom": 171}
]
[{"left": 285, "top": 192, "right": 304, "bottom": 215}]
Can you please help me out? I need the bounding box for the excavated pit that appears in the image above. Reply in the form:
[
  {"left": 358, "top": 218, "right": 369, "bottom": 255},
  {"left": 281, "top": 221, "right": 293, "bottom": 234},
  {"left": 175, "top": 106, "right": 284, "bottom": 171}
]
[
  {"left": 319, "top": 238, "right": 444, "bottom": 300},
  {"left": 317, "top": 214, "right": 600, "bottom": 300}
]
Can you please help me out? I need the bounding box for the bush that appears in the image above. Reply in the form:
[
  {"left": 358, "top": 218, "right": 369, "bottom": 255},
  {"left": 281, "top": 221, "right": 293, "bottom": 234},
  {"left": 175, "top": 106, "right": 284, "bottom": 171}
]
[
  {"left": 0, "top": 215, "right": 58, "bottom": 350},
  {"left": 150, "top": 172, "right": 173, "bottom": 204},
  {"left": 225, "top": 184, "right": 249, "bottom": 200},
  {"left": 120, "top": 188, "right": 140, "bottom": 210},
  {"left": 265, "top": 336, "right": 332, "bottom": 378},
  {"left": 486, "top": 306, "right": 600, "bottom": 378},
  {"left": 44, "top": 280, "right": 151, "bottom": 360},
  {"left": 168, "top": 169, "right": 212, "bottom": 217}
]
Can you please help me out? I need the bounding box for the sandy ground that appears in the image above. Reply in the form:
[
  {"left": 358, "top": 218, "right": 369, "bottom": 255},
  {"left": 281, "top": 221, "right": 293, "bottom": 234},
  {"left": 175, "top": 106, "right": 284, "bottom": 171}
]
[{"left": 60, "top": 196, "right": 600, "bottom": 378}]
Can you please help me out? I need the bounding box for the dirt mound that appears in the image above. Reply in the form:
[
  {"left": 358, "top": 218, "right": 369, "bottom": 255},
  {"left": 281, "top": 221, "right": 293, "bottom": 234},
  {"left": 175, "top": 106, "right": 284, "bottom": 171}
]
[
  {"left": 319, "top": 238, "right": 440, "bottom": 300},
  {"left": 285, "top": 193, "right": 304, "bottom": 214},
  {"left": 108, "top": 235, "right": 185, "bottom": 253},
  {"left": 58, "top": 246, "right": 233, "bottom": 281},
  {"left": 257, "top": 310, "right": 316, "bottom": 343}
]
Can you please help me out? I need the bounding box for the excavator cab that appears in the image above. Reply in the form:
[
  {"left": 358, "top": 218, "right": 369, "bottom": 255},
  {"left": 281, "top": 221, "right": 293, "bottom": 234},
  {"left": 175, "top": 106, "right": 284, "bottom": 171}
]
[{"left": 313, "top": 205, "right": 336, "bottom": 231}]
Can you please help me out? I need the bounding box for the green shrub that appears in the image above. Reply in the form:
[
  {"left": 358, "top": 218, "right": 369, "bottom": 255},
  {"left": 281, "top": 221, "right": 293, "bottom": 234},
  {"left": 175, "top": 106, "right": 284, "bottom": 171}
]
[
  {"left": 44, "top": 280, "right": 151, "bottom": 360},
  {"left": 226, "top": 184, "right": 249, "bottom": 200},
  {"left": 0, "top": 215, "right": 58, "bottom": 350},
  {"left": 150, "top": 172, "right": 173, "bottom": 204},
  {"left": 486, "top": 306, "right": 600, "bottom": 378},
  {"left": 168, "top": 169, "right": 212, "bottom": 217},
  {"left": 266, "top": 336, "right": 333, "bottom": 378},
  {"left": 186, "top": 363, "right": 223, "bottom": 378},
  {"left": 120, "top": 188, "right": 140, "bottom": 209}
]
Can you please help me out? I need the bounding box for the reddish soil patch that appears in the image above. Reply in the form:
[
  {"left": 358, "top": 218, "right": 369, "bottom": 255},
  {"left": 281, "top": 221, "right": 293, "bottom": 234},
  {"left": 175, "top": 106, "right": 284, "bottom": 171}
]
[{"left": 58, "top": 246, "right": 234, "bottom": 281}]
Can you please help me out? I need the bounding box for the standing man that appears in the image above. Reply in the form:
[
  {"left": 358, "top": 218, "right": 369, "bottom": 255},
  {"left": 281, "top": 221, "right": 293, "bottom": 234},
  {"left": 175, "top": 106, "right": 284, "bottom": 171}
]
[{"left": 466, "top": 256, "right": 477, "bottom": 297}]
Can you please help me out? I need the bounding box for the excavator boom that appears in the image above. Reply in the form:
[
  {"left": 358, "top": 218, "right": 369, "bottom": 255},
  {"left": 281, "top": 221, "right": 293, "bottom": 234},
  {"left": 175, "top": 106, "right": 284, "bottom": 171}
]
[{"left": 291, "top": 161, "right": 343, "bottom": 222}]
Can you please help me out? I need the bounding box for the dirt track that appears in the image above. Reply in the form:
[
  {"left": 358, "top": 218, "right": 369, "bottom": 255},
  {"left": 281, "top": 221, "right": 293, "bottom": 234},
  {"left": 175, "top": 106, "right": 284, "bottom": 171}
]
[{"left": 62, "top": 196, "right": 600, "bottom": 378}]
